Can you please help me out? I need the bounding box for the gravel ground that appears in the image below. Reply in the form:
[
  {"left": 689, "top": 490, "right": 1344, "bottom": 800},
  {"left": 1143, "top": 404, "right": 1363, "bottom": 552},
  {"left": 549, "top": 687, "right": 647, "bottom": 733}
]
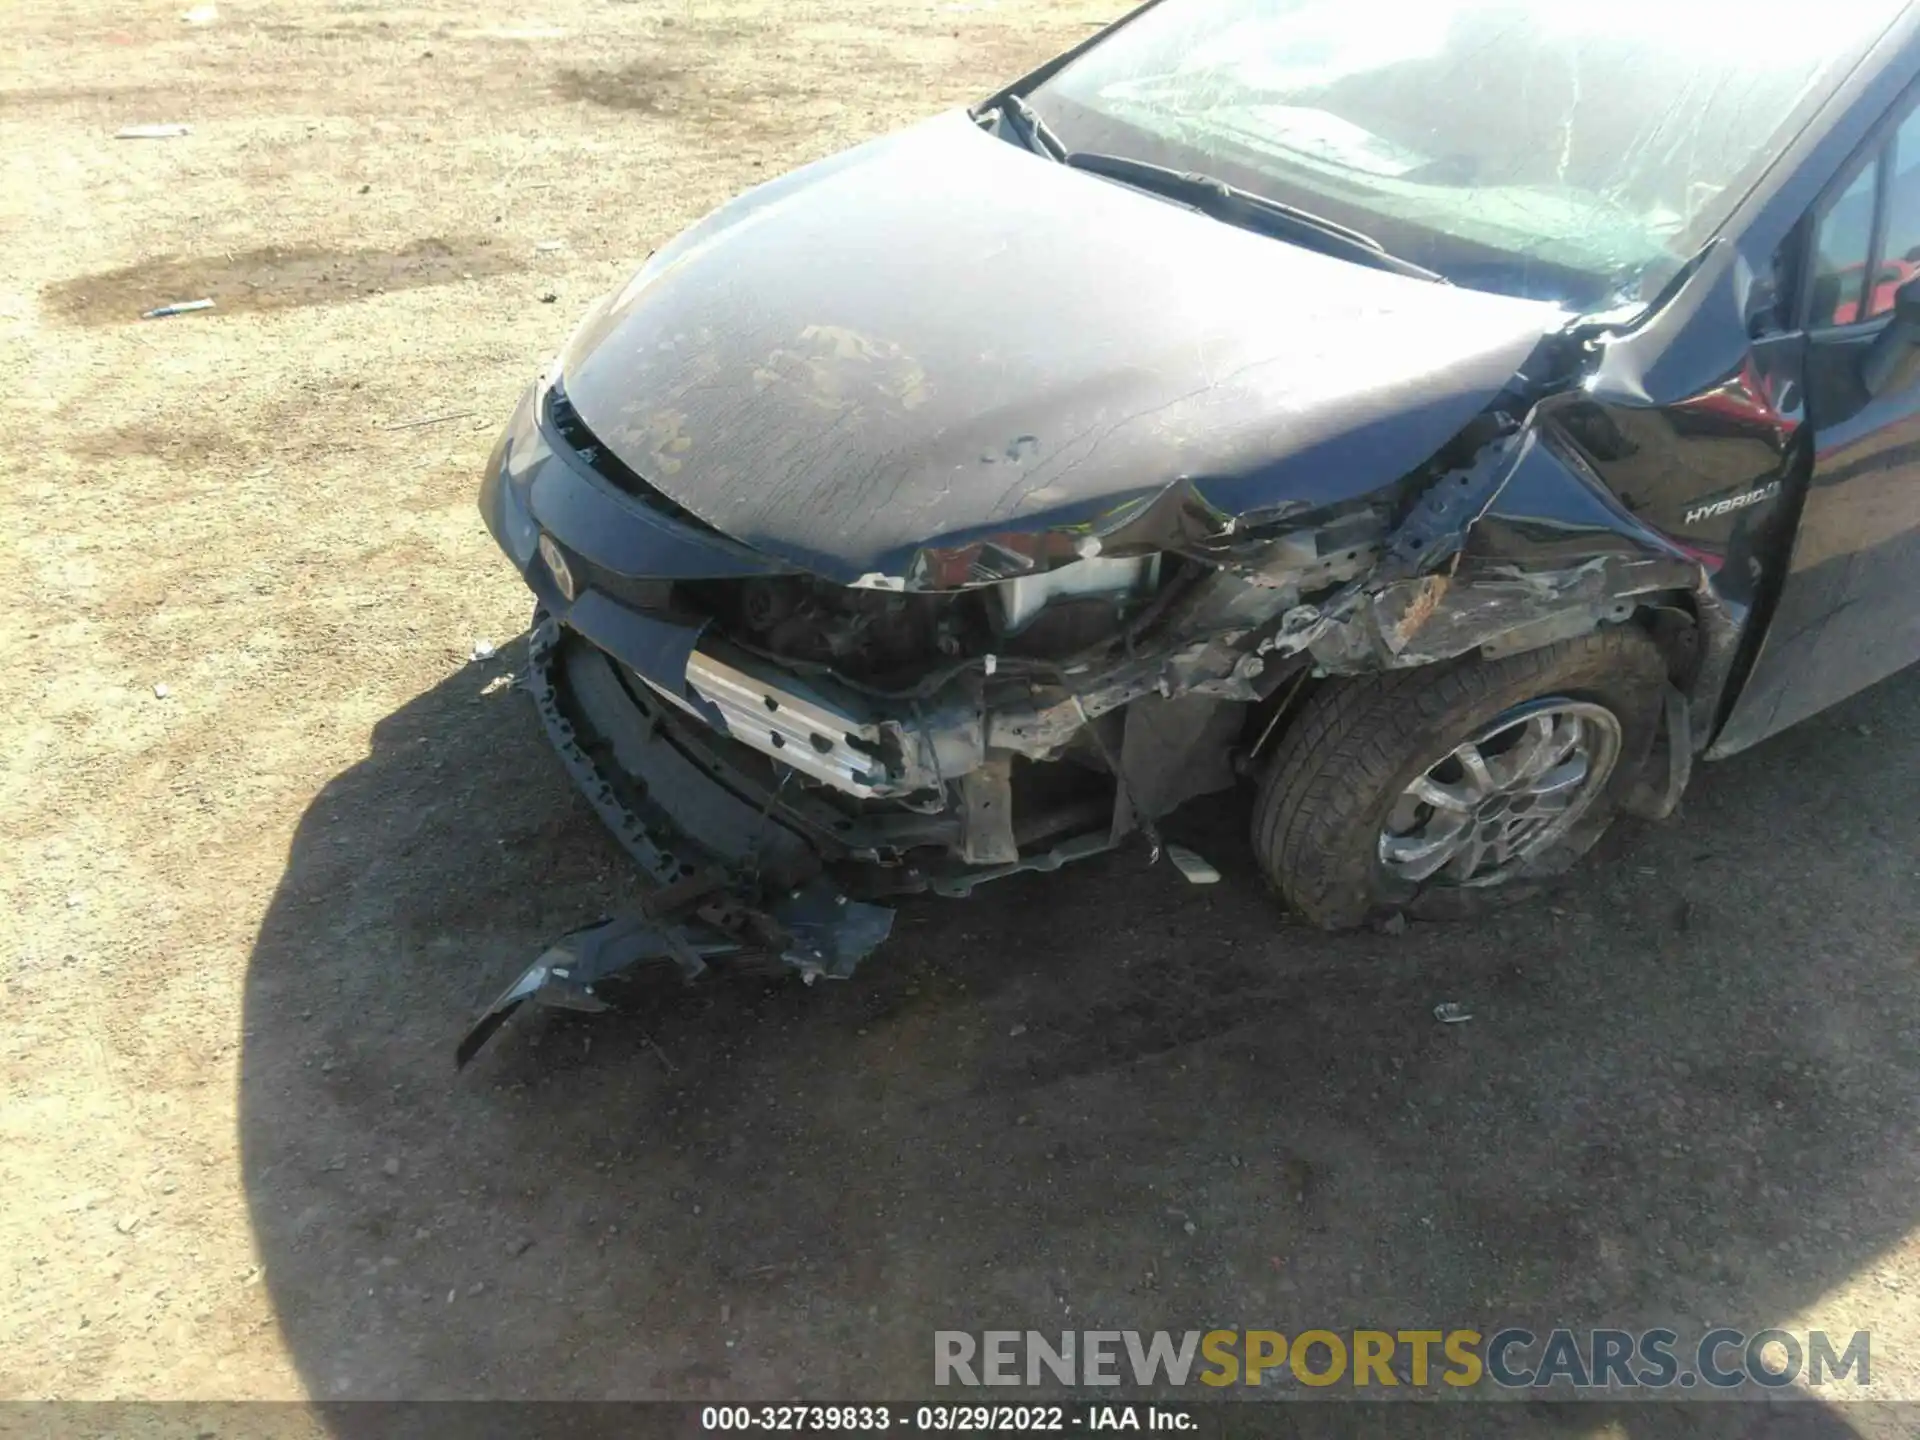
[{"left": 3, "top": 0, "right": 1917, "bottom": 1428}]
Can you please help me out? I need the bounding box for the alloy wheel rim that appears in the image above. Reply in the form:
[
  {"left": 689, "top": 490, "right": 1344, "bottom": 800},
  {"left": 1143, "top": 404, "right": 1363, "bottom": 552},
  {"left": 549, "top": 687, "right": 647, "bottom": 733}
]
[{"left": 1377, "top": 698, "right": 1623, "bottom": 889}]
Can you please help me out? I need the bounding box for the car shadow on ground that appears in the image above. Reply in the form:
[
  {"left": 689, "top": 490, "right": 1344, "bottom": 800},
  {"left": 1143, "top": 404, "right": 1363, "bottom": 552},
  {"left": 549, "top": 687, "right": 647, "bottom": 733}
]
[{"left": 240, "top": 635, "right": 1920, "bottom": 1435}]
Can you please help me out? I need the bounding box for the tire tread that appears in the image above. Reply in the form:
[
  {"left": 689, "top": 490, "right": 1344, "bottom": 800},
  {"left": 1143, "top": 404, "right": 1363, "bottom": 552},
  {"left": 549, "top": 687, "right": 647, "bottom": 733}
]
[{"left": 1251, "top": 630, "right": 1665, "bottom": 928}]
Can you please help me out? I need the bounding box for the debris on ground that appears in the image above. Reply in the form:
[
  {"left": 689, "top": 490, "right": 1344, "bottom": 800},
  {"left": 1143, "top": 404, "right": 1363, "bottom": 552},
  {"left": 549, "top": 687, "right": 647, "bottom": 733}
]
[
  {"left": 1374, "top": 911, "right": 1409, "bottom": 936},
  {"left": 381, "top": 409, "right": 475, "bottom": 431},
  {"left": 1433, "top": 1002, "right": 1473, "bottom": 1025},
  {"left": 141, "top": 299, "right": 213, "bottom": 319},
  {"left": 115, "top": 123, "right": 192, "bottom": 139},
  {"left": 535, "top": 239, "right": 565, "bottom": 252},
  {"left": 181, "top": 4, "right": 217, "bottom": 21},
  {"left": 152, "top": 682, "right": 171, "bottom": 699},
  {"left": 469, "top": 639, "right": 497, "bottom": 663},
  {"left": 1165, "top": 844, "right": 1221, "bottom": 885}
]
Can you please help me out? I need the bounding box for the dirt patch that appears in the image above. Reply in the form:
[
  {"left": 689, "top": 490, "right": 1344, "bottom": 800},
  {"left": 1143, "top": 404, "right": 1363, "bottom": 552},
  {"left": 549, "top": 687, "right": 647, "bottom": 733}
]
[
  {"left": 43, "top": 240, "right": 522, "bottom": 326},
  {"left": 554, "top": 57, "right": 691, "bottom": 113}
]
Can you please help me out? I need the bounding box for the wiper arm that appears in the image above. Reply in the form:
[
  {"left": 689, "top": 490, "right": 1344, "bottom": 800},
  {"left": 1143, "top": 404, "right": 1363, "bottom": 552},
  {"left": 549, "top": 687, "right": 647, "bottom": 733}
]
[
  {"left": 987, "top": 93, "right": 1067, "bottom": 161},
  {"left": 1064, "top": 151, "right": 1447, "bottom": 285}
]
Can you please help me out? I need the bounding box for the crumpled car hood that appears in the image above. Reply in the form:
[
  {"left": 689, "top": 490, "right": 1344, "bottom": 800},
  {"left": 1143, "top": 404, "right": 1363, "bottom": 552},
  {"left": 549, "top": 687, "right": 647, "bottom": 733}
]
[{"left": 559, "top": 110, "right": 1565, "bottom": 583}]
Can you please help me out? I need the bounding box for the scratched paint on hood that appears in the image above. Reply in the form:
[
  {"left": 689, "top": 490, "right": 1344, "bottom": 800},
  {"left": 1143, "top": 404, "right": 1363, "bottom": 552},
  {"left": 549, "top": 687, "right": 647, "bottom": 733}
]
[{"left": 559, "top": 110, "right": 1566, "bottom": 582}]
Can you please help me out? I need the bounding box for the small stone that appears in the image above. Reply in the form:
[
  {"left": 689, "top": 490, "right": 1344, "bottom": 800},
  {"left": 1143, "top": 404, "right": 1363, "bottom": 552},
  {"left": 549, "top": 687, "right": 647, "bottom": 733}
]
[
  {"left": 467, "top": 1281, "right": 485, "bottom": 1296},
  {"left": 1374, "top": 911, "right": 1408, "bottom": 936},
  {"left": 469, "top": 639, "right": 497, "bottom": 663},
  {"left": 1182, "top": 1220, "right": 1196, "bottom": 1236},
  {"left": 153, "top": 682, "right": 171, "bottom": 699},
  {"left": 1008, "top": 1024, "right": 1027, "bottom": 1038},
  {"left": 115, "top": 1214, "right": 142, "bottom": 1235},
  {"left": 381, "top": 1158, "right": 401, "bottom": 1177},
  {"left": 538, "top": 292, "right": 559, "bottom": 304}
]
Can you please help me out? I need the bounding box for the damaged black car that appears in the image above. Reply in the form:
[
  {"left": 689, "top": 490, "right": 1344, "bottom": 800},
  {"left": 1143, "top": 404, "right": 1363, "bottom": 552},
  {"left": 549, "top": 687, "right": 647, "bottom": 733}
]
[{"left": 463, "top": 0, "right": 1920, "bottom": 1060}]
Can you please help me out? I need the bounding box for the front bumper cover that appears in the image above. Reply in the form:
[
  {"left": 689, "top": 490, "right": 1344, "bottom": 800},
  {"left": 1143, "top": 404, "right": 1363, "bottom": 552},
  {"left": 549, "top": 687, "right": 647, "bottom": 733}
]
[{"left": 456, "top": 614, "right": 895, "bottom": 1067}]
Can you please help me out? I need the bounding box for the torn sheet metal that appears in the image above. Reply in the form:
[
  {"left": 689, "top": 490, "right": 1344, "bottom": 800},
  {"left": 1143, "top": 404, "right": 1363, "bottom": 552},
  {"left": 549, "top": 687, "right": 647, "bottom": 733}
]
[{"left": 1309, "top": 553, "right": 1696, "bottom": 672}]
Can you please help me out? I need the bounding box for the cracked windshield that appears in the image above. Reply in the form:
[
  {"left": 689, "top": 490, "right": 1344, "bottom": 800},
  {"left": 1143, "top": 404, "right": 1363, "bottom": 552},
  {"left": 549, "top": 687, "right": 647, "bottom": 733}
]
[{"left": 1028, "top": 0, "right": 1901, "bottom": 310}]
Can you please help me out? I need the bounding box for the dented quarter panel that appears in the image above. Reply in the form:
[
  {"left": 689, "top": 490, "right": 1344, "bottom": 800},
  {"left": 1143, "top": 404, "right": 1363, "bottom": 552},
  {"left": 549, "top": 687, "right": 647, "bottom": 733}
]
[
  {"left": 1535, "top": 243, "right": 1813, "bottom": 745},
  {"left": 1566, "top": 243, "right": 1806, "bottom": 618},
  {"left": 1306, "top": 243, "right": 1809, "bottom": 742},
  {"left": 557, "top": 110, "right": 1562, "bottom": 584},
  {"left": 1300, "top": 413, "right": 1695, "bottom": 673}
]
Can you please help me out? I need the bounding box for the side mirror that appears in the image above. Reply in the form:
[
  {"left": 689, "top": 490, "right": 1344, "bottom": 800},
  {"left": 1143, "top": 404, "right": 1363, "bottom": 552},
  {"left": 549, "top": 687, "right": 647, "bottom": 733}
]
[{"left": 1860, "top": 274, "right": 1920, "bottom": 397}]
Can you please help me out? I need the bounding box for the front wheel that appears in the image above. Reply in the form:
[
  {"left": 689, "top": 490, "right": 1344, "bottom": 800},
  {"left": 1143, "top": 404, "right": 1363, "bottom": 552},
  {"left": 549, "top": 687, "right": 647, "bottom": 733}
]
[{"left": 1251, "top": 628, "right": 1668, "bottom": 929}]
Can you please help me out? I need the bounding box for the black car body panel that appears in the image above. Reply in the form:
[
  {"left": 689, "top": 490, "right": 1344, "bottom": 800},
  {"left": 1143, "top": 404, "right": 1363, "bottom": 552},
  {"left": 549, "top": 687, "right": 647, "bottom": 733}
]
[
  {"left": 556, "top": 111, "right": 1563, "bottom": 585},
  {"left": 463, "top": 0, "right": 1920, "bottom": 1062}
]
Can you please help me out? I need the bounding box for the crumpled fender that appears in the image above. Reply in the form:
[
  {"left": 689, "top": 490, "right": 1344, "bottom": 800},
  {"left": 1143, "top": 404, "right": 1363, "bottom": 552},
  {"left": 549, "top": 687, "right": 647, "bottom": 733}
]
[{"left": 1302, "top": 417, "right": 1704, "bottom": 673}]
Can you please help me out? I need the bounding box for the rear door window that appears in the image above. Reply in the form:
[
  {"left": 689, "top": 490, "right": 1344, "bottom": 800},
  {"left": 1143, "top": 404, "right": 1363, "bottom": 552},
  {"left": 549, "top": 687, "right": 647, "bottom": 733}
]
[
  {"left": 1862, "top": 108, "right": 1920, "bottom": 320},
  {"left": 1810, "top": 164, "right": 1877, "bottom": 327},
  {"left": 1806, "top": 99, "right": 1920, "bottom": 329}
]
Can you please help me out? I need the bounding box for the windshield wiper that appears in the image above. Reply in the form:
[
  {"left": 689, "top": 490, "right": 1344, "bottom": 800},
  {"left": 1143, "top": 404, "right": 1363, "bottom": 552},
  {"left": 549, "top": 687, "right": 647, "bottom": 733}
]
[
  {"left": 1063, "top": 151, "right": 1448, "bottom": 285},
  {"left": 988, "top": 93, "right": 1067, "bottom": 161}
]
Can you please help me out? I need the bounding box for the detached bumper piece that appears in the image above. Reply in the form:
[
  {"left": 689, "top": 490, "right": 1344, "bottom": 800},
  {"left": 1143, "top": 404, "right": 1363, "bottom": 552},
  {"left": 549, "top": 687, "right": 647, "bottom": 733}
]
[{"left": 456, "top": 614, "right": 894, "bottom": 1067}]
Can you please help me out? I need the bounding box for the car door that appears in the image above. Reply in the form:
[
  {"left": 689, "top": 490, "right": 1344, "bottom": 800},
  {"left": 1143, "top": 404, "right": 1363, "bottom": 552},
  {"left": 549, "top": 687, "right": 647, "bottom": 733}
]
[{"left": 1713, "top": 93, "right": 1920, "bottom": 754}]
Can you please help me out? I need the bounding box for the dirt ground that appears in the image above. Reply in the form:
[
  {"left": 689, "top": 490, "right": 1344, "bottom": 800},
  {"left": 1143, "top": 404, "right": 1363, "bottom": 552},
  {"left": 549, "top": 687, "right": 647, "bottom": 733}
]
[{"left": 5, "top": 0, "right": 1920, "bottom": 1426}]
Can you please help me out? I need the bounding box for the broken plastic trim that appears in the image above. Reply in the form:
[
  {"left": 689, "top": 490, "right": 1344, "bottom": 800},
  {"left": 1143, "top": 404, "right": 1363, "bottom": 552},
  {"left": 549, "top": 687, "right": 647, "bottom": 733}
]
[{"left": 455, "top": 615, "right": 895, "bottom": 1068}]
